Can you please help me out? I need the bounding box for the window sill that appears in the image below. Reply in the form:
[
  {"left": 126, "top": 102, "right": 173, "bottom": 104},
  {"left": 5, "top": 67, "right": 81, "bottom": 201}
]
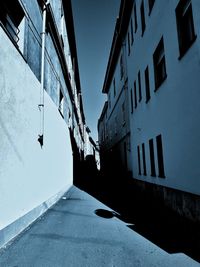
[
  {"left": 154, "top": 74, "right": 167, "bottom": 92},
  {"left": 178, "top": 35, "right": 197, "bottom": 60}
]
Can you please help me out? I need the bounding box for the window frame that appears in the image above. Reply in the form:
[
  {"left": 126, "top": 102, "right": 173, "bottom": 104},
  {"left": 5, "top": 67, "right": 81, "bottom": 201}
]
[
  {"left": 149, "top": 138, "right": 156, "bottom": 177},
  {"left": 0, "top": 1, "right": 26, "bottom": 55},
  {"left": 156, "top": 134, "right": 166, "bottom": 178},
  {"left": 176, "top": 0, "right": 196, "bottom": 59},
  {"left": 134, "top": 3, "right": 138, "bottom": 33},
  {"left": 130, "top": 18, "right": 134, "bottom": 45},
  {"left": 142, "top": 143, "right": 147, "bottom": 176},
  {"left": 130, "top": 88, "right": 134, "bottom": 113},
  {"left": 138, "top": 71, "right": 142, "bottom": 102},
  {"left": 134, "top": 80, "right": 137, "bottom": 108},
  {"left": 137, "top": 145, "right": 141, "bottom": 175},
  {"left": 120, "top": 55, "right": 124, "bottom": 80},
  {"left": 140, "top": 0, "right": 146, "bottom": 36},
  {"left": 145, "top": 66, "right": 151, "bottom": 103},
  {"left": 148, "top": 0, "right": 155, "bottom": 15},
  {"left": 153, "top": 37, "right": 167, "bottom": 90}
]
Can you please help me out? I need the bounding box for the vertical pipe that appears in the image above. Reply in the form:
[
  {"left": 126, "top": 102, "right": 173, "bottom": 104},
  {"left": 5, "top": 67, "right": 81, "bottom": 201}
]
[{"left": 38, "top": 0, "right": 49, "bottom": 147}]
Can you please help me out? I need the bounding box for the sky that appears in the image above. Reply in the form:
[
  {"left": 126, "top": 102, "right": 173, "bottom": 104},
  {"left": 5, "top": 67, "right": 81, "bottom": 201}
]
[{"left": 71, "top": 0, "right": 120, "bottom": 141}]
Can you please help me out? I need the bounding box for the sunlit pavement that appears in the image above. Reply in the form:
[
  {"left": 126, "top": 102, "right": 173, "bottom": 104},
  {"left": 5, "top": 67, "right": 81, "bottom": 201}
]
[{"left": 0, "top": 186, "right": 199, "bottom": 267}]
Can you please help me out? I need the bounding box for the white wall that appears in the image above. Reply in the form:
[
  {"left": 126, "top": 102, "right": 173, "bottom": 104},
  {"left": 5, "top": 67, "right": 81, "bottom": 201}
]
[
  {"left": 0, "top": 28, "right": 73, "bottom": 231},
  {"left": 127, "top": 0, "right": 200, "bottom": 195}
]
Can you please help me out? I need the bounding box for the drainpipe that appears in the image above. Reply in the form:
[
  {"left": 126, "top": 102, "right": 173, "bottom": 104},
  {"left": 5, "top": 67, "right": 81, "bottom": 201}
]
[{"left": 38, "top": 0, "right": 50, "bottom": 148}]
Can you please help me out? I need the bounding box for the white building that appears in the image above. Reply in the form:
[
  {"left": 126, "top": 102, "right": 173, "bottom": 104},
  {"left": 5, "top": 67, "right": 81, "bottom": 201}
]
[
  {"left": 0, "top": 0, "right": 86, "bottom": 248},
  {"left": 98, "top": 0, "right": 200, "bottom": 222}
]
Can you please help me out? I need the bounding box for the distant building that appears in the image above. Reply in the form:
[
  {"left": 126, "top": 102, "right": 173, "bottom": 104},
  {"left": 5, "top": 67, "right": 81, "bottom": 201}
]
[
  {"left": 0, "top": 0, "right": 86, "bottom": 248},
  {"left": 98, "top": 0, "right": 200, "bottom": 222}
]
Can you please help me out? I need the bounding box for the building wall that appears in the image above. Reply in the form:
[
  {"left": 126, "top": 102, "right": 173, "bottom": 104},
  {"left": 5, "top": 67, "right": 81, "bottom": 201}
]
[
  {"left": 99, "top": 47, "right": 132, "bottom": 173},
  {"left": 126, "top": 0, "right": 200, "bottom": 195},
  {"left": 99, "top": 0, "right": 200, "bottom": 221},
  {"left": 0, "top": 27, "right": 73, "bottom": 237},
  {"left": 0, "top": 0, "right": 86, "bottom": 247}
]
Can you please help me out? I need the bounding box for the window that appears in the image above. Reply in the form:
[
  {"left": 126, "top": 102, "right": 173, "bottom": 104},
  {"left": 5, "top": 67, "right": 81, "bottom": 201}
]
[
  {"left": 120, "top": 55, "right": 124, "bottom": 79},
  {"left": 176, "top": 0, "right": 196, "bottom": 58},
  {"left": 130, "top": 18, "right": 134, "bottom": 45},
  {"left": 137, "top": 146, "right": 141, "bottom": 175},
  {"left": 140, "top": 1, "right": 146, "bottom": 35},
  {"left": 128, "top": 32, "right": 131, "bottom": 55},
  {"left": 138, "top": 71, "right": 142, "bottom": 102},
  {"left": 113, "top": 78, "right": 116, "bottom": 97},
  {"left": 134, "top": 81, "right": 137, "bottom": 108},
  {"left": 148, "top": 0, "right": 155, "bottom": 14},
  {"left": 149, "top": 139, "right": 156, "bottom": 177},
  {"left": 108, "top": 93, "right": 111, "bottom": 109},
  {"left": 134, "top": 3, "right": 138, "bottom": 33},
  {"left": 145, "top": 66, "right": 151, "bottom": 102},
  {"left": 142, "top": 143, "right": 147, "bottom": 176},
  {"left": 153, "top": 37, "right": 167, "bottom": 90},
  {"left": 130, "top": 88, "right": 134, "bottom": 113},
  {"left": 114, "top": 116, "right": 117, "bottom": 135},
  {"left": 122, "top": 102, "right": 125, "bottom": 125},
  {"left": 156, "top": 134, "right": 165, "bottom": 178},
  {"left": 0, "top": 1, "right": 25, "bottom": 53}
]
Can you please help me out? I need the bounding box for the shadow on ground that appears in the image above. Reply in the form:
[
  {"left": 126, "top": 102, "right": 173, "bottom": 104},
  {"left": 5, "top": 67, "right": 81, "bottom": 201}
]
[{"left": 75, "top": 168, "right": 200, "bottom": 264}]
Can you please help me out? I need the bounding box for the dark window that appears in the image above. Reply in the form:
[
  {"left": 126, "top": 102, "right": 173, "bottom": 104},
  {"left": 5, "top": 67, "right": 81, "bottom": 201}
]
[
  {"left": 120, "top": 55, "right": 124, "bottom": 79},
  {"left": 142, "top": 143, "right": 147, "bottom": 175},
  {"left": 137, "top": 146, "right": 141, "bottom": 175},
  {"left": 122, "top": 102, "right": 126, "bottom": 125},
  {"left": 130, "top": 88, "right": 134, "bottom": 113},
  {"left": 0, "top": 1, "right": 25, "bottom": 50},
  {"left": 128, "top": 32, "right": 131, "bottom": 56},
  {"left": 156, "top": 134, "right": 165, "bottom": 178},
  {"left": 130, "top": 18, "right": 134, "bottom": 44},
  {"left": 148, "top": 0, "right": 155, "bottom": 14},
  {"left": 134, "top": 3, "right": 138, "bottom": 33},
  {"left": 145, "top": 66, "right": 151, "bottom": 102},
  {"left": 138, "top": 71, "right": 142, "bottom": 102},
  {"left": 140, "top": 1, "right": 146, "bottom": 35},
  {"left": 37, "top": 0, "right": 44, "bottom": 10},
  {"left": 113, "top": 78, "right": 116, "bottom": 97},
  {"left": 153, "top": 37, "right": 167, "bottom": 90},
  {"left": 134, "top": 81, "right": 137, "bottom": 108},
  {"left": 108, "top": 93, "right": 111, "bottom": 109},
  {"left": 176, "top": 0, "right": 196, "bottom": 58},
  {"left": 149, "top": 139, "right": 156, "bottom": 177}
]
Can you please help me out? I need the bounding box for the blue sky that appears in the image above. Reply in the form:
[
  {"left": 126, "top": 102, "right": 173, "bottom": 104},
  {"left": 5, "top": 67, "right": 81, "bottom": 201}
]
[{"left": 71, "top": 0, "right": 120, "bottom": 141}]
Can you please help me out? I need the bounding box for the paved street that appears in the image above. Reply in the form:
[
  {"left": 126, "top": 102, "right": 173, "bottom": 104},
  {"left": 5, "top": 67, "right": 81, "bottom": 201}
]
[{"left": 0, "top": 186, "right": 199, "bottom": 267}]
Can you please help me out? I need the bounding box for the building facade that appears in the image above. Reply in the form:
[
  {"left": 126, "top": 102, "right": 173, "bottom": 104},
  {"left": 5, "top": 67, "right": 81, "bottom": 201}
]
[
  {"left": 0, "top": 0, "right": 86, "bottom": 248},
  {"left": 98, "top": 0, "right": 200, "bottom": 222}
]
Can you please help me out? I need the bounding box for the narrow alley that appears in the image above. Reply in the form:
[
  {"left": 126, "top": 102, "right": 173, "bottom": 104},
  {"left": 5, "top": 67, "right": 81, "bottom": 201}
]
[{"left": 1, "top": 0, "right": 200, "bottom": 266}]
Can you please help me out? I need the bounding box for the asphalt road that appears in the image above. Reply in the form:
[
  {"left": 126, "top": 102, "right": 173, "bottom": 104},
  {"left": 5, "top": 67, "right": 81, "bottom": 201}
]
[{"left": 0, "top": 186, "right": 199, "bottom": 267}]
